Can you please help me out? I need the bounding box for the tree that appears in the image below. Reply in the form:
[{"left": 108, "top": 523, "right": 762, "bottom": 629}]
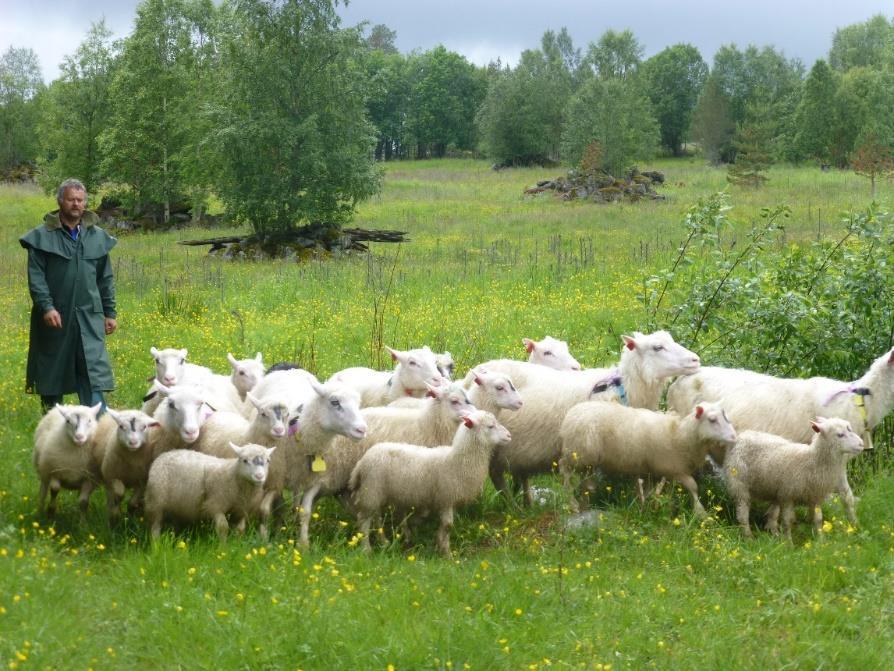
[
  {"left": 792, "top": 59, "right": 838, "bottom": 164},
  {"left": 363, "top": 49, "right": 410, "bottom": 160},
  {"left": 0, "top": 46, "right": 44, "bottom": 172},
  {"left": 405, "top": 46, "right": 486, "bottom": 158},
  {"left": 38, "top": 21, "right": 119, "bottom": 193},
  {"left": 727, "top": 119, "right": 772, "bottom": 187},
  {"left": 829, "top": 14, "right": 893, "bottom": 71},
  {"left": 100, "top": 0, "right": 219, "bottom": 222},
  {"left": 582, "top": 29, "right": 643, "bottom": 80},
  {"left": 642, "top": 44, "right": 708, "bottom": 155},
  {"left": 365, "top": 23, "right": 398, "bottom": 54},
  {"left": 560, "top": 76, "right": 659, "bottom": 175},
  {"left": 208, "top": 0, "right": 380, "bottom": 235},
  {"left": 851, "top": 129, "right": 894, "bottom": 198},
  {"left": 690, "top": 74, "right": 734, "bottom": 164}
]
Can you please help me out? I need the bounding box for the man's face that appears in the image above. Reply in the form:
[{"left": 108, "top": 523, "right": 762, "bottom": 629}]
[{"left": 59, "top": 188, "right": 86, "bottom": 221}]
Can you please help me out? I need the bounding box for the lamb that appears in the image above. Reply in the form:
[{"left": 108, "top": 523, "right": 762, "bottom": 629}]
[
  {"left": 97, "top": 409, "right": 160, "bottom": 524},
  {"left": 349, "top": 410, "right": 512, "bottom": 556},
  {"left": 327, "top": 345, "right": 446, "bottom": 407},
  {"left": 251, "top": 366, "right": 320, "bottom": 417},
  {"left": 558, "top": 402, "right": 737, "bottom": 516},
  {"left": 32, "top": 403, "right": 104, "bottom": 521},
  {"left": 435, "top": 350, "right": 455, "bottom": 380},
  {"left": 390, "top": 368, "right": 523, "bottom": 412},
  {"left": 141, "top": 347, "right": 214, "bottom": 415},
  {"left": 148, "top": 384, "right": 217, "bottom": 457},
  {"left": 227, "top": 352, "right": 266, "bottom": 400},
  {"left": 486, "top": 331, "right": 701, "bottom": 503},
  {"left": 666, "top": 347, "right": 894, "bottom": 519},
  {"left": 144, "top": 442, "right": 276, "bottom": 541},
  {"left": 523, "top": 335, "right": 581, "bottom": 371},
  {"left": 294, "top": 382, "right": 476, "bottom": 547},
  {"left": 723, "top": 418, "right": 865, "bottom": 538}
]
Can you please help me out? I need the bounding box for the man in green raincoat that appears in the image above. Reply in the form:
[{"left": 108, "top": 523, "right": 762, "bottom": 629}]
[{"left": 20, "top": 178, "right": 118, "bottom": 412}]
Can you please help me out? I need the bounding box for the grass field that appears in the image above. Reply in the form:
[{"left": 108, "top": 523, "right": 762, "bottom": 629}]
[{"left": 1, "top": 159, "right": 893, "bottom": 670}]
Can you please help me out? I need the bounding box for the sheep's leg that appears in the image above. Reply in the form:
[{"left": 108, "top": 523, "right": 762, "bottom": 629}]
[
  {"left": 78, "top": 481, "right": 95, "bottom": 524},
  {"left": 812, "top": 504, "right": 824, "bottom": 536},
  {"left": 213, "top": 512, "right": 229, "bottom": 542},
  {"left": 490, "top": 464, "right": 510, "bottom": 502},
  {"left": 37, "top": 478, "right": 49, "bottom": 516},
  {"left": 436, "top": 507, "right": 454, "bottom": 557},
  {"left": 149, "top": 510, "right": 163, "bottom": 540},
  {"left": 298, "top": 484, "right": 321, "bottom": 548},
  {"left": 652, "top": 477, "right": 667, "bottom": 498},
  {"left": 521, "top": 477, "right": 533, "bottom": 507},
  {"left": 837, "top": 472, "right": 858, "bottom": 525},
  {"left": 128, "top": 484, "right": 145, "bottom": 513},
  {"left": 558, "top": 457, "right": 580, "bottom": 514},
  {"left": 234, "top": 516, "right": 247, "bottom": 536},
  {"left": 764, "top": 505, "right": 780, "bottom": 534},
  {"left": 635, "top": 478, "right": 646, "bottom": 506},
  {"left": 780, "top": 503, "right": 796, "bottom": 541},
  {"left": 47, "top": 478, "right": 62, "bottom": 517},
  {"left": 735, "top": 496, "right": 752, "bottom": 539},
  {"left": 106, "top": 482, "right": 122, "bottom": 525},
  {"left": 357, "top": 513, "right": 372, "bottom": 554},
  {"left": 677, "top": 475, "right": 706, "bottom": 518}
]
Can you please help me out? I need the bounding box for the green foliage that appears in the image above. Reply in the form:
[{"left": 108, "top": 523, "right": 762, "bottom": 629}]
[
  {"left": 561, "top": 77, "right": 659, "bottom": 175},
  {"left": 851, "top": 130, "right": 894, "bottom": 198},
  {"left": 642, "top": 44, "right": 708, "bottom": 156},
  {"left": 690, "top": 74, "right": 735, "bottom": 164},
  {"left": 829, "top": 14, "right": 894, "bottom": 71},
  {"left": 37, "top": 21, "right": 119, "bottom": 194},
  {"left": 99, "top": 0, "right": 218, "bottom": 221},
  {"left": 644, "top": 194, "right": 894, "bottom": 383},
  {"left": 727, "top": 119, "right": 773, "bottom": 188},
  {"left": 208, "top": 0, "right": 380, "bottom": 235},
  {"left": 582, "top": 28, "right": 643, "bottom": 80},
  {"left": 0, "top": 46, "right": 44, "bottom": 172},
  {"left": 793, "top": 59, "right": 839, "bottom": 164},
  {"left": 363, "top": 49, "right": 410, "bottom": 160},
  {"left": 364, "top": 23, "right": 398, "bottom": 54}
]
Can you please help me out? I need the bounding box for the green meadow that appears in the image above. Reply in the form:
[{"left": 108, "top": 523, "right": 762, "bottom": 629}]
[{"left": 1, "top": 159, "right": 893, "bottom": 670}]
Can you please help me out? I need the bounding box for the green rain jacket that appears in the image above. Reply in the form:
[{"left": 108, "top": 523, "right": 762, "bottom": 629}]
[{"left": 20, "top": 210, "right": 117, "bottom": 395}]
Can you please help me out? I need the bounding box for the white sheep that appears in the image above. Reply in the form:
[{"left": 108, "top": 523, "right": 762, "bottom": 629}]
[
  {"left": 294, "top": 382, "right": 476, "bottom": 547},
  {"left": 723, "top": 418, "right": 865, "bottom": 539},
  {"left": 97, "top": 409, "right": 160, "bottom": 524},
  {"left": 32, "top": 403, "right": 104, "bottom": 521},
  {"left": 145, "top": 442, "right": 276, "bottom": 541},
  {"left": 389, "top": 367, "right": 523, "bottom": 413},
  {"left": 485, "top": 331, "right": 701, "bottom": 503},
  {"left": 558, "top": 402, "right": 737, "bottom": 516},
  {"left": 251, "top": 366, "right": 320, "bottom": 418},
  {"left": 141, "top": 347, "right": 214, "bottom": 415},
  {"left": 666, "top": 346, "right": 894, "bottom": 520},
  {"left": 435, "top": 350, "right": 455, "bottom": 380},
  {"left": 349, "top": 409, "right": 512, "bottom": 556},
  {"left": 227, "top": 352, "right": 266, "bottom": 400},
  {"left": 523, "top": 335, "right": 581, "bottom": 371},
  {"left": 149, "top": 384, "right": 217, "bottom": 457},
  {"left": 327, "top": 345, "right": 445, "bottom": 407}
]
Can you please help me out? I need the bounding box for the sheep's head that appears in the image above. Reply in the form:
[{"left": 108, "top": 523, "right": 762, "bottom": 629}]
[
  {"left": 811, "top": 417, "right": 864, "bottom": 456},
  {"left": 248, "top": 393, "right": 290, "bottom": 439},
  {"left": 692, "top": 402, "right": 737, "bottom": 445},
  {"left": 150, "top": 346, "right": 189, "bottom": 387},
  {"left": 230, "top": 442, "right": 276, "bottom": 485},
  {"left": 228, "top": 352, "right": 265, "bottom": 397},
  {"left": 159, "top": 386, "right": 215, "bottom": 444},
  {"left": 621, "top": 331, "right": 700, "bottom": 380},
  {"left": 523, "top": 336, "right": 581, "bottom": 371},
  {"left": 426, "top": 381, "right": 475, "bottom": 421},
  {"left": 309, "top": 380, "right": 367, "bottom": 440},
  {"left": 387, "top": 345, "right": 446, "bottom": 393},
  {"left": 107, "top": 409, "right": 159, "bottom": 451},
  {"left": 55, "top": 403, "right": 102, "bottom": 446},
  {"left": 461, "top": 410, "right": 511, "bottom": 447},
  {"left": 472, "top": 367, "right": 523, "bottom": 411}
]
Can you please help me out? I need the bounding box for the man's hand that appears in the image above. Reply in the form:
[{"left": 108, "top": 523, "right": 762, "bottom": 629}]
[
  {"left": 43, "top": 309, "right": 62, "bottom": 329},
  {"left": 105, "top": 317, "right": 117, "bottom": 335}
]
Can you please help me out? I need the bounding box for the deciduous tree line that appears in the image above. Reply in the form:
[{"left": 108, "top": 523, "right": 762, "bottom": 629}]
[{"left": 1, "top": 1, "right": 893, "bottom": 235}]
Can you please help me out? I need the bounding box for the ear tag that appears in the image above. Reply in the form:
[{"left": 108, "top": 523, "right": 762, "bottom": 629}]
[{"left": 311, "top": 455, "right": 327, "bottom": 472}]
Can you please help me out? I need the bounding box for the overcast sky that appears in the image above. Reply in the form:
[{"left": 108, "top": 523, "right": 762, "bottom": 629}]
[{"left": 2, "top": 1, "right": 892, "bottom": 82}]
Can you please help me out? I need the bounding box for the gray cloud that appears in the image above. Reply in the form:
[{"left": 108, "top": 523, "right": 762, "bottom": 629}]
[{"left": 3, "top": 0, "right": 892, "bottom": 81}]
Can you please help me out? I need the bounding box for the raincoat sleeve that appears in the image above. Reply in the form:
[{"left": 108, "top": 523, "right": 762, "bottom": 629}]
[
  {"left": 26, "top": 247, "right": 55, "bottom": 315},
  {"left": 96, "top": 253, "right": 116, "bottom": 318}
]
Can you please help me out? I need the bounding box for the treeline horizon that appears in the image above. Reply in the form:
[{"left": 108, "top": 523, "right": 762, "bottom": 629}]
[{"left": 0, "top": 1, "right": 892, "bottom": 232}]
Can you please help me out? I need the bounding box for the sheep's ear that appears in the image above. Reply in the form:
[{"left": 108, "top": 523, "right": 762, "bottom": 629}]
[
  {"left": 180, "top": 348, "right": 188, "bottom": 358},
  {"left": 150, "top": 346, "right": 159, "bottom": 356},
  {"left": 462, "top": 415, "right": 476, "bottom": 428},
  {"left": 622, "top": 335, "right": 637, "bottom": 351},
  {"left": 90, "top": 402, "right": 103, "bottom": 417},
  {"left": 888, "top": 349, "right": 894, "bottom": 364},
  {"left": 385, "top": 346, "right": 402, "bottom": 363},
  {"left": 255, "top": 352, "right": 264, "bottom": 363},
  {"left": 228, "top": 442, "right": 242, "bottom": 457},
  {"left": 523, "top": 338, "right": 535, "bottom": 353},
  {"left": 55, "top": 404, "right": 69, "bottom": 419},
  {"left": 148, "top": 419, "right": 161, "bottom": 429},
  {"left": 811, "top": 417, "right": 828, "bottom": 433},
  {"left": 155, "top": 382, "right": 173, "bottom": 397},
  {"left": 266, "top": 446, "right": 277, "bottom": 458},
  {"left": 424, "top": 381, "right": 442, "bottom": 398},
  {"left": 247, "top": 392, "right": 262, "bottom": 409},
  {"left": 310, "top": 378, "right": 329, "bottom": 398},
  {"left": 694, "top": 405, "right": 704, "bottom": 420},
  {"left": 227, "top": 353, "right": 238, "bottom": 368},
  {"left": 106, "top": 408, "right": 122, "bottom": 424}
]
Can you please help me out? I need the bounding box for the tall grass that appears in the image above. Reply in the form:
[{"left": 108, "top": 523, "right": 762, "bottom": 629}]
[{"left": 0, "top": 160, "right": 892, "bottom": 670}]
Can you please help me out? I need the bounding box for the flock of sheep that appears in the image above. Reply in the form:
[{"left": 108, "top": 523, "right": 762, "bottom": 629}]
[{"left": 32, "top": 332, "right": 894, "bottom": 554}]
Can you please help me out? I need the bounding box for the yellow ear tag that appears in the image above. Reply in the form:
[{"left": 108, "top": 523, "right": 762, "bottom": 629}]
[{"left": 311, "top": 455, "right": 327, "bottom": 473}]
